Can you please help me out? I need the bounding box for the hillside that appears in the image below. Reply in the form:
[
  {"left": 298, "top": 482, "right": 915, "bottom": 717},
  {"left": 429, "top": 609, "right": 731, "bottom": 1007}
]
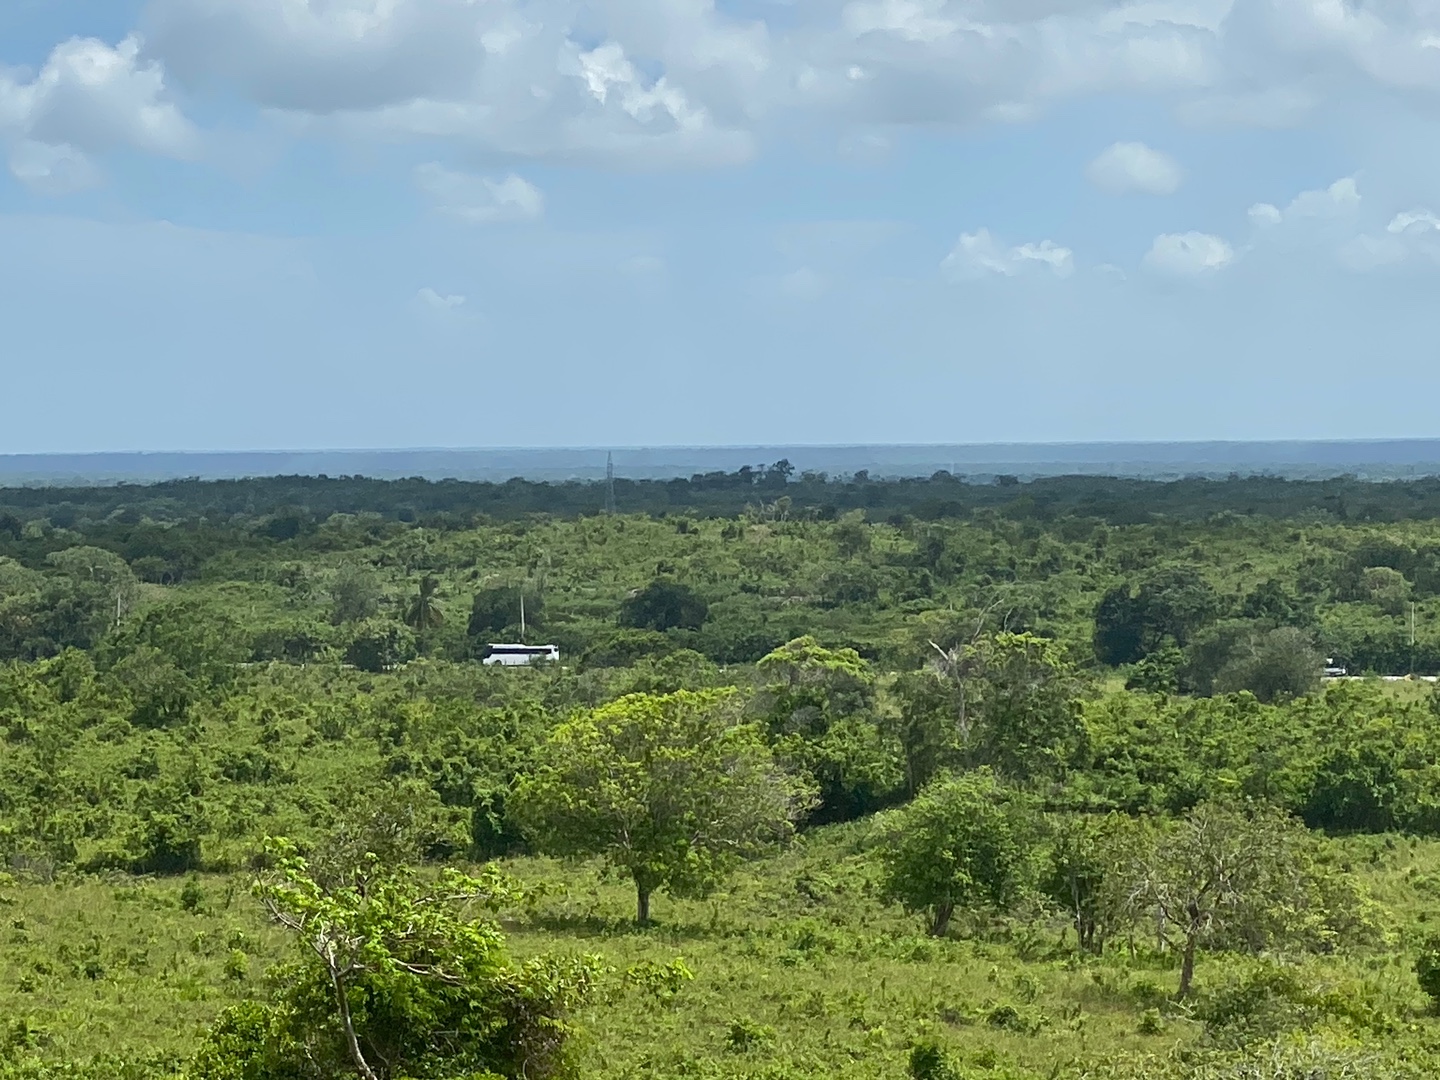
[{"left": 3, "top": 474, "right": 1440, "bottom": 1077}]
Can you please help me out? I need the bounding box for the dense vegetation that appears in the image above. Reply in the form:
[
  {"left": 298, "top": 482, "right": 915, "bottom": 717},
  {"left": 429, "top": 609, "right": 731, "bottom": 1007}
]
[{"left": 7, "top": 469, "right": 1440, "bottom": 1078}]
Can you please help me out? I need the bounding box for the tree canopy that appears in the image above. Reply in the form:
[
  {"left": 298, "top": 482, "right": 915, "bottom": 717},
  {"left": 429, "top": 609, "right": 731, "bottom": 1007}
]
[{"left": 512, "top": 689, "right": 814, "bottom": 923}]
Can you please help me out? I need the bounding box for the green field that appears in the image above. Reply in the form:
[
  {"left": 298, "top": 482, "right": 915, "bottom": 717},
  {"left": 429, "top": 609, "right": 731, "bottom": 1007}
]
[
  {"left": 6, "top": 826, "right": 1440, "bottom": 1079},
  {"left": 5, "top": 472, "right": 1440, "bottom": 1077}
]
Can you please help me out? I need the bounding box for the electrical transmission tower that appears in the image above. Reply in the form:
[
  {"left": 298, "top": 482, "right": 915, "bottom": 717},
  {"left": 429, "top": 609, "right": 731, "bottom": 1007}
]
[{"left": 605, "top": 452, "right": 617, "bottom": 515}]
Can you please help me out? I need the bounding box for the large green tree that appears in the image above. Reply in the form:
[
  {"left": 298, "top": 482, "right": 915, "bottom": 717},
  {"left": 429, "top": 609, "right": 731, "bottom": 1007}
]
[
  {"left": 877, "top": 770, "right": 1037, "bottom": 937},
  {"left": 754, "top": 636, "right": 898, "bottom": 821},
  {"left": 897, "top": 632, "right": 1085, "bottom": 787},
  {"left": 619, "top": 579, "right": 709, "bottom": 632},
  {"left": 1094, "top": 565, "right": 1220, "bottom": 666},
  {"left": 513, "top": 689, "right": 813, "bottom": 924}
]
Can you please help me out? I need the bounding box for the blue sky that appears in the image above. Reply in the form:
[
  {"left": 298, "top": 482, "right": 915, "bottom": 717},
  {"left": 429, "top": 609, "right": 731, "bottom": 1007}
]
[{"left": 3, "top": 0, "right": 1440, "bottom": 452}]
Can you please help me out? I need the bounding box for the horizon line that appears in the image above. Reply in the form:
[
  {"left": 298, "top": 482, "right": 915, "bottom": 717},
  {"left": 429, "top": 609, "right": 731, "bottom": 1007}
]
[{"left": 8, "top": 436, "right": 1440, "bottom": 458}]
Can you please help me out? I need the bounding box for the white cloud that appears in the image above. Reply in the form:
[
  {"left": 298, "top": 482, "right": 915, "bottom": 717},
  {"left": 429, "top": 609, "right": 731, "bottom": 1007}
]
[
  {"left": 7, "top": 140, "right": 101, "bottom": 194},
  {"left": 1284, "top": 176, "right": 1361, "bottom": 219},
  {"left": 97, "top": 0, "right": 1440, "bottom": 176},
  {"left": 1086, "top": 141, "right": 1183, "bottom": 195},
  {"left": 798, "top": 0, "right": 1218, "bottom": 132},
  {"left": 416, "top": 287, "right": 467, "bottom": 310},
  {"left": 1227, "top": 176, "right": 1440, "bottom": 273},
  {"left": 1248, "top": 202, "right": 1283, "bottom": 227},
  {"left": 1388, "top": 209, "right": 1440, "bottom": 235},
  {"left": 942, "top": 228, "right": 1075, "bottom": 280},
  {"left": 0, "top": 35, "right": 196, "bottom": 159},
  {"left": 143, "top": 0, "right": 760, "bottom": 168},
  {"left": 415, "top": 164, "right": 544, "bottom": 225},
  {"left": 1143, "top": 231, "right": 1234, "bottom": 275},
  {"left": 1248, "top": 177, "right": 1361, "bottom": 232},
  {"left": 1217, "top": 0, "right": 1440, "bottom": 107},
  {"left": 1339, "top": 207, "right": 1440, "bottom": 270}
]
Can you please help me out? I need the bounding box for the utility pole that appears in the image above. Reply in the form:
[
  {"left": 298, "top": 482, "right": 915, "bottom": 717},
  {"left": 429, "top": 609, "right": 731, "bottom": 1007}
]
[
  {"left": 520, "top": 590, "right": 526, "bottom": 643},
  {"left": 605, "top": 452, "right": 617, "bottom": 516}
]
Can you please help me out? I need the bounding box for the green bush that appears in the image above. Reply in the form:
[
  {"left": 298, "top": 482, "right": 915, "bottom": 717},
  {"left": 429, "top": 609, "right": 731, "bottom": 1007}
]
[
  {"left": 908, "top": 1038, "right": 960, "bottom": 1080},
  {"left": 1416, "top": 935, "right": 1440, "bottom": 1010}
]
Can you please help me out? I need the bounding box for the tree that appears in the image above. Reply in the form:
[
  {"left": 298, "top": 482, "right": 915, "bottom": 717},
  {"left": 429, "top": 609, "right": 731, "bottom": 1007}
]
[
  {"left": 1241, "top": 578, "right": 1309, "bottom": 624},
  {"left": 403, "top": 575, "right": 445, "bottom": 632},
  {"left": 191, "top": 842, "right": 599, "bottom": 1080},
  {"left": 45, "top": 545, "right": 139, "bottom": 625},
  {"left": 512, "top": 690, "right": 813, "bottom": 924},
  {"left": 618, "top": 579, "right": 709, "bottom": 632},
  {"left": 754, "top": 636, "right": 897, "bottom": 821},
  {"left": 104, "top": 644, "right": 195, "bottom": 728},
  {"left": 1223, "top": 626, "right": 1322, "bottom": 702},
  {"left": 832, "top": 511, "right": 871, "bottom": 560},
  {"left": 1363, "top": 565, "right": 1412, "bottom": 616},
  {"left": 1039, "top": 813, "right": 1137, "bottom": 954},
  {"left": 877, "top": 770, "right": 1036, "bottom": 937},
  {"left": 901, "top": 632, "right": 1085, "bottom": 786},
  {"left": 1184, "top": 621, "right": 1322, "bottom": 702},
  {"left": 467, "top": 584, "right": 541, "bottom": 640},
  {"left": 344, "top": 620, "right": 416, "bottom": 673},
  {"left": 1121, "top": 801, "right": 1366, "bottom": 998},
  {"left": 1094, "top": 565, "right": 1219, "bottom": 666},
  {"left": 329, "top": 562, "right": 381, "bottom": 626}
]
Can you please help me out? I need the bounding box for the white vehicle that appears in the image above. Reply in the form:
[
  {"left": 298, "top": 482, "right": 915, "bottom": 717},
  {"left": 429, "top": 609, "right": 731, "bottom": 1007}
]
[
  {"left": 481, "top": 643, "right": 560, "bottom": 667},
  {"left": 1323, "top": 658, "right": 1348, "bottom": 678}
]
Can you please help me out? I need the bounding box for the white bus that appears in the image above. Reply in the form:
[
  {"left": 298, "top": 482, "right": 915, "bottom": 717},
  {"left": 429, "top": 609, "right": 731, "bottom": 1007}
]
[{"left": 481, "top": 643, "right": 560, "bottom": 667}]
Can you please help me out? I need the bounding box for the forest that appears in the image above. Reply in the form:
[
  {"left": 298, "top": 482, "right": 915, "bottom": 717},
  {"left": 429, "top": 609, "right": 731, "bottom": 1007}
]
[{"left": 5, "top": 467, "right": 1440, "bottom": 1078}]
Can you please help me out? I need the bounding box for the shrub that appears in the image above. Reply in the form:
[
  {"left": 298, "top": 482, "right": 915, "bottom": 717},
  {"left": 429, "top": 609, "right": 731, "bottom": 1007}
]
[
  {"left": 343, "top": 619, "right": 416, "bottom": 672},
  {"left": 190, "top": 849, "right": 601, "bottom": 1080},
  {"left": 725, "top": 1016, "right": 775, "bottom": 1053},
  {"left": 908, "top": 1038, "right": 961, "bottom": 1080},
  {"left": 1416, "top": 935, "right": 1440, "bottom": 1010}
]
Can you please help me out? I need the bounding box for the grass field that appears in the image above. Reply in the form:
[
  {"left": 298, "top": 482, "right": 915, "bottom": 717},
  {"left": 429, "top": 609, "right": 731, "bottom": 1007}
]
[{"left": 6, "top": 823, "right": 1440, "bottom": 1078}]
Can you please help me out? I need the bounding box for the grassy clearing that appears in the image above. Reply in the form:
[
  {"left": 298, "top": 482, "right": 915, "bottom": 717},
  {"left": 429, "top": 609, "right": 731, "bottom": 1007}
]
[{"left": 6, "top": 825, "right": 1440, "bottom": 1077}]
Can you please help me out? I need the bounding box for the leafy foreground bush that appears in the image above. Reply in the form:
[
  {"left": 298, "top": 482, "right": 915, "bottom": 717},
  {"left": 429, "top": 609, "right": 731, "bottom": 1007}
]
[{"left": 188, "top": 845, "right": 601, "bottom": 1080}]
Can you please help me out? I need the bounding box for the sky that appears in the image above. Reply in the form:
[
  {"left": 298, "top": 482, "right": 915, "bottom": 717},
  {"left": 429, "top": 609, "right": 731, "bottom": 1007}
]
[{"left": 4, "top": 0, "right": 1440, "bottom": 452}]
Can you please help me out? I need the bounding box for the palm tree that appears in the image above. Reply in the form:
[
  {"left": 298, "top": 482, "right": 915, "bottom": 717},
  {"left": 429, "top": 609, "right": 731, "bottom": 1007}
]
[{"left": 403, "top": 576, "right": 445, "bottom": 632}]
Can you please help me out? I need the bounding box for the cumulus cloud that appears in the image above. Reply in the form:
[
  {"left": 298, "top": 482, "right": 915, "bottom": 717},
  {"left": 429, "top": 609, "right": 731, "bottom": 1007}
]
[
  {"left": 1240, "top": 177, "right": 1400, "bottom": 271},
  {"left": 1143, "top": 231, "right": 1234, "bottom": 275},
  {"left": 142, "top": 0, "right": 759, "bottom": 168},
  {"left": 1086, "top": 141, "right": 1183, "bottom": 195},
  {"left": 942, "top": 228, "right": 1075, "bottom": 280},
  {"left": 0, "top": 35, "right": 196, "bottom": 159},
  {"left": 1217, "top": 0, "right": 1440, "bottom": 106},
  {"left": 415, "top": 164, "right": 544, "bottom": 225},
  {"left": 416, "top": 287, "right": 467, "bottom": 310},
  {"left": 79, "top": 0, "right": 1440, "bottom": 174},
  {"left": 1248, "top": 177, "right": 1361, "bottom": 227},
  {"left": 7, "top": 140, "right": 101, "bottom": 194},
  {"left": 1338, "top": 207, "right": 1440, "bottom": 271}
]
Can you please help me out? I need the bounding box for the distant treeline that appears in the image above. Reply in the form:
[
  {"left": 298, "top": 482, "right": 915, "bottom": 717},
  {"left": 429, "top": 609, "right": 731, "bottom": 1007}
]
[{"left": 2, "top": 464, "right": 1438, "bottom": 532}]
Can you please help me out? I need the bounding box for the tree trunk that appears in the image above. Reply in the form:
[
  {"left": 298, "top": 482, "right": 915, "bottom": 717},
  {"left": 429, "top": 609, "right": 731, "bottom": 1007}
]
[
  {"left": 331, "top": 971, "right": 380, "bottom": 1080},
  {"left": 636, "top": 882, "right": 652, "bottom": 926},
  {"left": 1177, "top": 932, "right": 1197, "bottom": 999},
  {"left": 930, "top": 901, "right": 955, "bottom": 938}
]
